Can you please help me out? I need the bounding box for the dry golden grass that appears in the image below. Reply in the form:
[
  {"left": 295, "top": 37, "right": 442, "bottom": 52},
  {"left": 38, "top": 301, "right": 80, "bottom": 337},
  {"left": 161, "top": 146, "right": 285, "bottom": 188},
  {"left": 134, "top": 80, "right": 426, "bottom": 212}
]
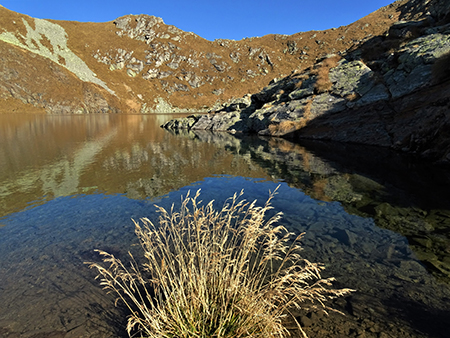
[
  {"left": 304, "top": 99, "right": 313, "bottom": 118},
  {"left": 267, "top": 97, "right": 316, "bottom": 135},
  {"left": 345, "top": 93, "right": 359, "bottom": 101},
  {"left": 296, "top": 98, "right": 314, "bottom": 129},
  {"left": 88, "top": 188, "right": 353, "bottom": 338},
  {"left": 321, "top": 55, "right": 341, "bottom": 69},
  {"left": 294, "top": 80, "right": 304, "bottom": 89},
  {"left": 268, "top": 120, "right": 298, "bottom": 135},
  {"left": 314, "top": 76, "right": 333, "bottom": 93},
  {"left": 312, "top": 55, "right": 341, "bottom": 94}
]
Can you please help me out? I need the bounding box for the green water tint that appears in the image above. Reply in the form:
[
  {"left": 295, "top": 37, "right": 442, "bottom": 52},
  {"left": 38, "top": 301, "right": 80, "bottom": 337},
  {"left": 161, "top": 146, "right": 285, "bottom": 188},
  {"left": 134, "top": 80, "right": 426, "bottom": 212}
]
[{"left": 0, "top": 114, "right": 449, "bottom": 337}]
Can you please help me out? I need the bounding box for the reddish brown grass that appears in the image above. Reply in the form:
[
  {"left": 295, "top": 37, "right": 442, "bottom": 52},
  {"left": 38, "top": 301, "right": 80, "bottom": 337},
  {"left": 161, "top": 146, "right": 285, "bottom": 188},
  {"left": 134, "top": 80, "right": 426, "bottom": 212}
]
[
  {"left": 345, "top": 93, "right": 359, "bottom": 101},
  {"left": 294, "top": 80, "right": 303, "bottom": 89},
  {"left": 313, "top": 55, "right": 341, "bottom": 93}
]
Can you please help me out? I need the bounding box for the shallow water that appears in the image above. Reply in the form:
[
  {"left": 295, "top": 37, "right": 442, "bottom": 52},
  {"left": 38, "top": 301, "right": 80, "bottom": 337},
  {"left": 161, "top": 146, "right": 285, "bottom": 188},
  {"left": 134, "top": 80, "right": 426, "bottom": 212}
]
[{"left": 0, "top": 114, "right": 449, "bottom": 338}]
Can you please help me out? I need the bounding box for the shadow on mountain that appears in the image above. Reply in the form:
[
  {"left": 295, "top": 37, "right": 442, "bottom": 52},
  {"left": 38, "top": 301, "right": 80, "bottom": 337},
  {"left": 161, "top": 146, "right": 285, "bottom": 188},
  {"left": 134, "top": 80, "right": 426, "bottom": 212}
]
[
  {"left": 396, "top": 0, "right": 450, "bottom": 23},
  {"left": 278, "top": 4, "right": 450, "bottom": 163}
]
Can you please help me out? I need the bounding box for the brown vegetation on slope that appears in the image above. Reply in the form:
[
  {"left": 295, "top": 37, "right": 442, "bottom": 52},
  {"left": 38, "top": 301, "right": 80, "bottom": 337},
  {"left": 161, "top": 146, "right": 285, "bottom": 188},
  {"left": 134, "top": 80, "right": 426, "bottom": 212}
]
[
  {"left": 0, "top": 1, "right": 406, "bottom": 114},
  {"left": 311, "top": 55, "right": 341, "bottom": 93},
  {"left": 0, "top": 40, "right": 124, "bottom": 114}
]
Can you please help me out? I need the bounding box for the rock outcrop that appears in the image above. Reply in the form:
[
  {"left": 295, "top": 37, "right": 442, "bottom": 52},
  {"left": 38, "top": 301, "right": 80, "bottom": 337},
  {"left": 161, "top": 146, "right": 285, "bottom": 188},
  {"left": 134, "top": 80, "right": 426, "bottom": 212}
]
[
  {"left": 163, "top": 0, "right": 450, "bottom": 163},
  {"left": 0, "top": 0, "right": 405, "bottom": 113},
  {"left": 1, "top": 0, "right": 449, "bottom": 161}
]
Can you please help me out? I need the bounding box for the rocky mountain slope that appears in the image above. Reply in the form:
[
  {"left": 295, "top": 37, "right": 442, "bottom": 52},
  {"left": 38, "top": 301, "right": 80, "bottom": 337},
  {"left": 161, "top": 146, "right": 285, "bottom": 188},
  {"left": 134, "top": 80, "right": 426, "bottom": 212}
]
[
  {"left": 2, "top": 0, "right": 450, "bottom": 162},
  {"left": 0, "top": 1, "right": 407, "bottom": 114},
  {"left": 163, "top": 0, "right": 450, "bottom": 163}
]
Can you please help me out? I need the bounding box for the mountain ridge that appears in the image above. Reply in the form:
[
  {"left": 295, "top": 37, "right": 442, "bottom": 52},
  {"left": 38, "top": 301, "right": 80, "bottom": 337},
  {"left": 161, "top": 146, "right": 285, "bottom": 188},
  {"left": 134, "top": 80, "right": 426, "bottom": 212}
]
[
  {"left": 161, "top": 0, "right": 450, "bottom": 164},
  {"left": 2, "top": 0, "right": 450, "bottom": 163},
  {"left": 0, "top": 1, "right": 405, "bottom": 114}
]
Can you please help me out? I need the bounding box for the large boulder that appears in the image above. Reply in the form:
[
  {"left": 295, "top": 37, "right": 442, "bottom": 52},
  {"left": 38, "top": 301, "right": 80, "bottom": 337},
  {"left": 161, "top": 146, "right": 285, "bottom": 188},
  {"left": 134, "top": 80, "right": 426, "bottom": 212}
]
[
  {"left": 330, "top": 60, "right": 374, "bottom": 97},
  {"left": 251, "top": 77, "right": 300, "bottom": 106},
  {"left": 384, "top": 32, "right": 450, "bottom": 98}
]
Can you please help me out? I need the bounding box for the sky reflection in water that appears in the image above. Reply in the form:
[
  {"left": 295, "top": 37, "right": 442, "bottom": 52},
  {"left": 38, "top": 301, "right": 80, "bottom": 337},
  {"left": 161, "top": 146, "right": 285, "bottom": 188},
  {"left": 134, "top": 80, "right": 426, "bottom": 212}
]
[{"left": 0, "top": 114, "right": 449, "bottom": 338}]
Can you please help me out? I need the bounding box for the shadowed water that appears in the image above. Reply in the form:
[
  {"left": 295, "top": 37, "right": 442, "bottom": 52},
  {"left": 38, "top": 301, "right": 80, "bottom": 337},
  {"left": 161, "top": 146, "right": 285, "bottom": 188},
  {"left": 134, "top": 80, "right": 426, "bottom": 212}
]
[{"left": 0, "top": 114, "right": 449, "bottom": 338}]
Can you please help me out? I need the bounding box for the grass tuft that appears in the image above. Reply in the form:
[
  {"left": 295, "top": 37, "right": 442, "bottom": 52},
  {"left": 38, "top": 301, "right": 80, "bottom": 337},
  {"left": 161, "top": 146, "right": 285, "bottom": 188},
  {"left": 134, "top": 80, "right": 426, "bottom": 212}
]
[
  {"left": 312, "top": 55, "right": 341, "bottom": 94},
  {"left": 87, "top": 188, "right": 353, "bottom": 338}
]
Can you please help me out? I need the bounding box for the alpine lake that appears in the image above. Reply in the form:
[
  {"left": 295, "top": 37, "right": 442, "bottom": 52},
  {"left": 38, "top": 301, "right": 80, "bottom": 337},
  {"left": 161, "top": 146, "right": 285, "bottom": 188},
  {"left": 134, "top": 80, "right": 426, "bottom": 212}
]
[{"left": 0, "top": 113, "right": 449, "bottom": 338}]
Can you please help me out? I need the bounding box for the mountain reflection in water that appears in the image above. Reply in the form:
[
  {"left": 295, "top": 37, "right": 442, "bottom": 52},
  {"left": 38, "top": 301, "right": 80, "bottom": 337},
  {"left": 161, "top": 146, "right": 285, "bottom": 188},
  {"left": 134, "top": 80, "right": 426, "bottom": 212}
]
[{"left": 0, "top": 114, "right": 449, "bottom": 338}]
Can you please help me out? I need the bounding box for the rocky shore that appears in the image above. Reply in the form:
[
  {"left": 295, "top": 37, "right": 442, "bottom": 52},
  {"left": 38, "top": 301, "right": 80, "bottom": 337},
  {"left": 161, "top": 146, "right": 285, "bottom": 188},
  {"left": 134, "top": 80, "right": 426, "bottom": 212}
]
[
  {"left": 163, "top": 0, "right": 450, "bottom": 163},
  {"left": 158, "top": 128, "right": 450, "bottom": 337},
  {"left": 1, "top": 0, "right": 449, "bottom": 160}
]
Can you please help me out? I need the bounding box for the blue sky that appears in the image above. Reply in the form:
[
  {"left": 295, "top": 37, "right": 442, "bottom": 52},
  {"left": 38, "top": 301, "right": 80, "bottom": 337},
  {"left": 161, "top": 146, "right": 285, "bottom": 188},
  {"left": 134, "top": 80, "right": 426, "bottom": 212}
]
[{"left": 1, "top": 0, "right": 395, "bottom": 41}]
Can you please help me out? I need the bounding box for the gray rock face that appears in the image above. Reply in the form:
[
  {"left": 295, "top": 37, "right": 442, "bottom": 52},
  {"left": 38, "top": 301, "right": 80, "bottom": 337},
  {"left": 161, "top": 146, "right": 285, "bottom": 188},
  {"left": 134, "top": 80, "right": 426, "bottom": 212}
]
[
  {"left": 251, "top": 77, "right": 300, "bottom": 105},
  {"left": 114, "top": 15, "right": 165, "bottom": 43},
  {"left": 288, "top": 77, "right": 315, "bottom": 100},
  {"left": 162, "top": 115, "right": 200, "bottom": 130},
  {"left": 163, "top": 112, "right": 245, "bottom": 132},
  {"left": 310, "top": 93, "right": 348, "bottom": 117},
  {"left": 384, "top": 63, "right": 431, "bottom": 98},
  {"left": 215, "top": 95, "right": 253, "bottom": 113},
  {"left": 353, "top": 83, "right": 390, "bottom": 107},
  {"left": 384, "top": 33, "right": 450, "bottom": 98},
  {"left": 328, "top": 60, "right": 392, "bottom": 107},
  {"left": 227, "top": 96, "right": 252, "bottom": 112},
  {"left": 196, "top": 112, "right": 243, "bottom": 131},
  {"left": 330, "top": 60, "right": 374, "bottom": 97},
  {"left": 162, "top": 11, "right": 450, "bottom": 163}
]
